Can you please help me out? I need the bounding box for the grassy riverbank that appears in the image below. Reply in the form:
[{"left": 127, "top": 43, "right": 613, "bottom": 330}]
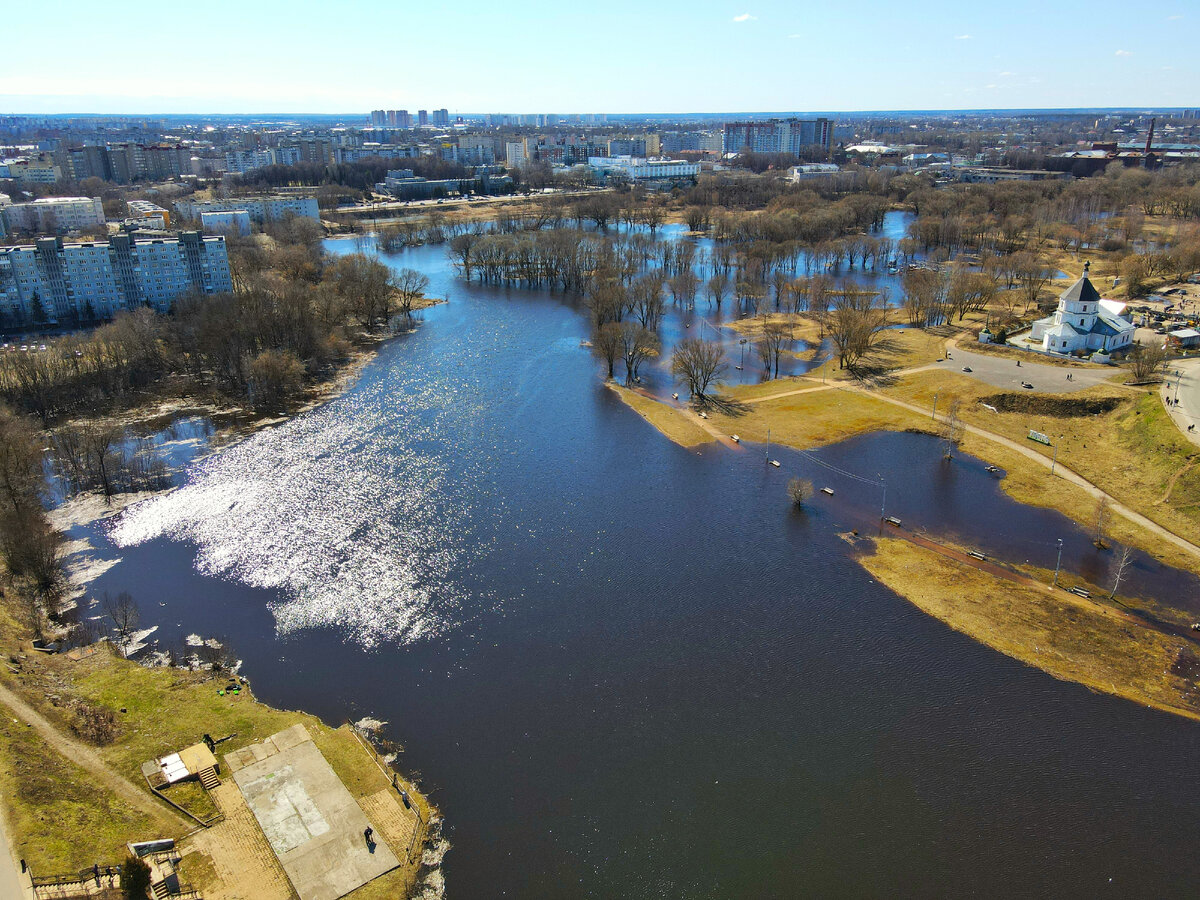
[
  {"left": 0, "top": 596, "right": 436, "bottom": 894},
  {"left": 858, "top": 537, "right": 1200, "bottom": 721}
]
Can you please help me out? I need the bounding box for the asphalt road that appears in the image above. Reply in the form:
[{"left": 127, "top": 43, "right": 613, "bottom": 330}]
[
  {"left": 1162, "top": 358, "right": 1200, "bottom": 448},
  {"left": 0, "top": 805, "right": 29, "bottom": 899},
  {"left": 931, "top": 346, "right": 1112, "bottom": 394}
]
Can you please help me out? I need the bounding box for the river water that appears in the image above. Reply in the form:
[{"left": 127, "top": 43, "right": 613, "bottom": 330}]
[{"left": 68, "top": 220, "right": 1200, "bottom": 897}]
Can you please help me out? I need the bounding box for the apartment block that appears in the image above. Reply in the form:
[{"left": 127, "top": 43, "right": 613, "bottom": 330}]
[
  {"left": 1, "top": 197, "right": 105, "bottom": 234},
  {"left": 175, "top": 195, "right": 320, "bottom": 224},
  {"left": 0, "top": 232, "right": 233, "bottom": 324},
  {"left": 722, "top": 118, "right": 834, "bottom": 155}
]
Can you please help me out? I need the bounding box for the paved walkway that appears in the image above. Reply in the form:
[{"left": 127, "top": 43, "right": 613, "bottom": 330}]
[
  {"left": 0, "top": 802, "right": 30, "bottom": 899},
  {"left": 1161, "top": 358, "right": 1200, "bottom": 448}
]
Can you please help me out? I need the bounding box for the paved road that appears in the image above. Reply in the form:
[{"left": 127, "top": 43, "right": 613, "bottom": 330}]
[
  {"left": 0, "top": 804, "right": 30, "bottom": 899},
  {"left": 932, "top": 346, "right": 1112, "bottom": 394},
  {"left": 1161, "top": 358, "right": 1200, "bottom": 449}
]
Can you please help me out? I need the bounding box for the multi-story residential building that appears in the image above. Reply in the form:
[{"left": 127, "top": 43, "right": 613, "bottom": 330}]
[
  {"left": 225, "top": 149, "right": 273, "bottom": 174},
  {"left": 175, "top": 195, "right": 320, "bottom": 224},
  {"left": 432, "top": 109, "right": 450, "bottom": 128},
  {"left": 297, "top": 138, "right": 333, "bottom": 164},
  {"left": 200, "top": 209, "right": 252, "bottom": 235},
  {"left": 0, "top": 232, "right": 232, "bottom": 324},
  {"left": 1, "top": 196, "right": 106, "bottom": 234},
  {"left": 607, "top": 138, "right": 647, "bottom": 158},
  {"left": 0, "top": 155, "right": 63, "bottom": 184},
  {"left": 270, "top": 146, "right": 302, "bottom": 166},
  {"left": 396, "top": 110, "right": 412, "bottom": 129},
  {"left": 722, "top": 118, "right": 834, "bottom": 156},
  {"left": 127, "top": 200, "right": 170, "bottom": 227},
  {"left": 505, "top": 140, "right": 529, "bottom": 168},
  {"left": 417, "top": 110, "right": 429, "bottom": 127},
  {"left": 456, "top": 134, "right": 497, "bottom": 165},
  {"left": 370, "top": 110, "right": 387, "bottom": 126}
]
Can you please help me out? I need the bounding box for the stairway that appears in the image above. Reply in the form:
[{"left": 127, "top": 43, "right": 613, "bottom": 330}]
[
  {"left": 151, "top": 880, "right": 171, "bottom": 899},
  {"left": 198, "top": 766, "right": 220, "bottom": 790}
]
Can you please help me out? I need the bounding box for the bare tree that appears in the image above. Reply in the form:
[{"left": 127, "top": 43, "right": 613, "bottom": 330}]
[
  {"left": 705, "top": 273, "right": 729, "bottom": 310},
  {"left": 392, "top": 268, "right": 430, "bottom": 324},
  {"left": 787, "top": 477, "right": 814, "bottom": 508},
  {"left": 756, "top": 321, "right": 788, "bottom": 379},
  {"left": 671, "top": 338, "right": 728, "bottom": 405},
  {"left": 104, "top": 591, "right": 140, "bottom": 657},
  {"left": 1108, "top": 544, "right": 1134, "bottom": 599},
  {"left": 591, "top": 322, "right": 622, "bottom": 380},
  {"left": 939, "top": 399, "right": 965, "bottom": 459},
  {"left": 1093, "top": 495, "right": 1111, "bottom": 549},
  {"left": 825, "top": 291, "right": 890, "bottom": 370},
  {"left": 619, "top": 322, "right": 659, "bottom": 385},
  {"left": 1127, "top": 342, "right": 1168, "bottom": 383}
]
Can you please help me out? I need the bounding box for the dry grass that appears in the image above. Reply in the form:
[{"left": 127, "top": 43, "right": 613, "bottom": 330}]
[
  {"left": 0, "top": 615, "right": 434, "bottom": 893},
  {"left": 710, "top": 385, "right": 932, "bottom": 449},
  {"left": 0, "top": 711, "right": 163, "bottom": 873},
  {"left": 859, "top": 538, "right": 1200, "bottom": 721},
  {"left": 609, "top": 384, "right": 715, "bottom": 447}
]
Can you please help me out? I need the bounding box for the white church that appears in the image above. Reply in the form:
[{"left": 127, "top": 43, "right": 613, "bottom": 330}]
[{"left": 1028, "top": 262, "right": 1135, "bottom": 356}]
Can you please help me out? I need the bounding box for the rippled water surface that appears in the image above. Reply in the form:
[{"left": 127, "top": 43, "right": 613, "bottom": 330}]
[{"left": 79, "top": 225, "right": 1200, "bottom": 898}]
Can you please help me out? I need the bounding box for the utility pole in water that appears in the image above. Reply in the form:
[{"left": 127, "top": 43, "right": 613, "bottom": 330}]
[{"left": 1053, "top": 538, "right": 1063, "bottom": 587}]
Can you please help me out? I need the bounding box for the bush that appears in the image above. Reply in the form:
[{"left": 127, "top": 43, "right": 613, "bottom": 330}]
[{"left": 248, "top": 350, "right": 305, "bottom": 415}]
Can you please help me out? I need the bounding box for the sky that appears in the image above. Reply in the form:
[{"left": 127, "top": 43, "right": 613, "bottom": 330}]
[{"left": 1, "top": 0, "right": 1196, "bottom": 115}]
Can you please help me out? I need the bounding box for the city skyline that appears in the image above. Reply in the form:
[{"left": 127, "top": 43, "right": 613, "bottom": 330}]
[{"left": 2, "top": 0, "right": 1196, "bottom": 115}]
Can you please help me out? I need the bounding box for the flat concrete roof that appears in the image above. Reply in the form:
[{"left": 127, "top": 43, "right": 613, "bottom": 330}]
[{"left": 227, "top": 725, "right": 398, "bottom": 900}]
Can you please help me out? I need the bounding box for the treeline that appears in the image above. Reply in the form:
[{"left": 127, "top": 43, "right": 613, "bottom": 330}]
[
  {"left": 231, "top": 156, "right": 471, "bottom": 192},
  {"left": 0, "top": 236, "right": 427, "bottom": 425}
]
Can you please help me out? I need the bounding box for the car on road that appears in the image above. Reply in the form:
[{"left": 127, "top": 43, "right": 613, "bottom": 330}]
[
  {"left": 1021, "top": 381, "right": 1034, "bottom": 389},
  {"left": 962, "top": 366, "right": 972, "bottom": 373}
]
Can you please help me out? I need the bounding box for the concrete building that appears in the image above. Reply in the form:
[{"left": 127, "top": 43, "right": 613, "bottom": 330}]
[
  {"left": 505, "top": 140, "right": 529, "bottom": 168},
  {"left": 722, "top": 118, "right": 833, "bottom": 156},
  {"left": 127, "top": 200, "right": 171, "bottom": 228},
  {"left": 1, "top": 196, "right": 105, "bottom": 234},
  {"left": 0, "top": 155, "right": 62, "bottom": 184},
  {"left": 225, "top": 149, "right": 273, "bottom": 174},
  {"left": 0, "top": 232, "right": 233, "bottom": 324},
  {"left": 200, "top": 209, "right": 252, "bottom": 235},
  {"left": 175, "top": 195, "right": 319, "bottom": 224},
  {"left": 1028, "top": 264, "right": 1134, "bottom": 356},
  {"left": 432, "top": 109, "right": 450, "bottom": 128},
  {"left": 587, "top": 156, "right": 700, "bottom": 182},
  {"left": 788, "top": 163, "right": 840, "bottom": 181},
  {"left": 418, "top": 110, "right": 429, "bottom": 127}
]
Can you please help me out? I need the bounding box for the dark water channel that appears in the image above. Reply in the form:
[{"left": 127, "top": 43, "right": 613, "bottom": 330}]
[{"left": 68, "top": 230, "right": 1200, "bottom": 898}]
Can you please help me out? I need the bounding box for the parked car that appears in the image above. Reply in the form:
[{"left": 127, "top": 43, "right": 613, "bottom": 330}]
[
  {"left": 962, "top": 366, "right": 972, "bottom": 373},
  {"left": 1021, "top": 381, "right": 1034, "bottom": 389}
]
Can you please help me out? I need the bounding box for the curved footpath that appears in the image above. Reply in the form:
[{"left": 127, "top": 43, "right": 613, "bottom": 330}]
[{"left": 0, "top": 682, "right": 185, "bottom": 831}]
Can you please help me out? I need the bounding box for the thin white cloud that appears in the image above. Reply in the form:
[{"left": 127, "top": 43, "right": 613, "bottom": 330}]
[
  {"left": 954, "top": 34, "right": 972, "bottom": 40},
  {"left": 1115, "top": 49, "right": 1132, "bottom": 56},
  {"left": 1167, "top": 14, "right": 1183, "bottom": 19},
  {"left": 788, "top": 33, "right": 802, "bottom": 38},
  {"left": 999, "top": 71, "right": 1015, "bottom": 76},
  {"left": 732, "top": 13, "right": 756, "bottom": 22}
]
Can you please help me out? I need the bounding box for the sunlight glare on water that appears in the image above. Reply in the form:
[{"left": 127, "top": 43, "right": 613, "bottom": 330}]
[{"left": 109, "top": 352, "right": 493, "bottom": 648}]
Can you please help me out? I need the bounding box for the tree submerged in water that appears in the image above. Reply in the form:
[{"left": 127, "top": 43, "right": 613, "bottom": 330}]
[{"left": 787, "top": 477, "right": 814, "bottom": 508}]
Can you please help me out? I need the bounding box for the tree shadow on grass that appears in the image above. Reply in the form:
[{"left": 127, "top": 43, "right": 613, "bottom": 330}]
[{"left": 695, "top": 394, "right": 750, "bottom": 417}]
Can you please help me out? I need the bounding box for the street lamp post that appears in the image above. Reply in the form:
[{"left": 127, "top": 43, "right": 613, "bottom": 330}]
[
  {"left": 932, "top": 391, "right": 939, "bottom": 421},
  {"left": 1051, "top": 442, "right": 1058, "bottom": 476},
  {"left": 1052, "top": 538, "right": 1064, "bottom": 587}
]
